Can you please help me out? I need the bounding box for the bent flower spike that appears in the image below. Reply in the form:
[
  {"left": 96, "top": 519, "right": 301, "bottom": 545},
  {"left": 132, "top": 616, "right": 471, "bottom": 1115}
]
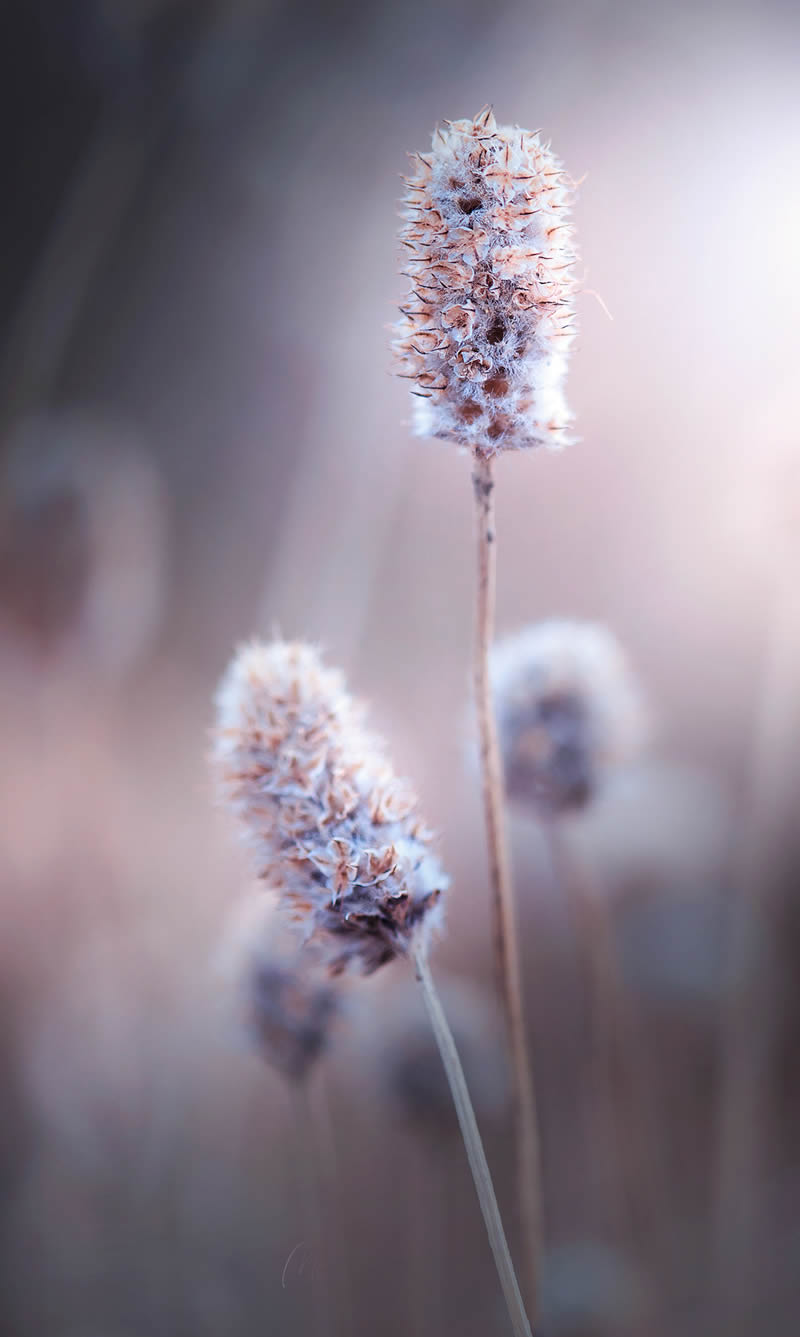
[
  {"left": 491, "top": 620, "right": 648, "bottom": 815},
  {"left": 394, "top": 106, "right": 578, "bottom": 455},
  {"left": 214, "top": 641, "right": 446, "bottom": 975}
]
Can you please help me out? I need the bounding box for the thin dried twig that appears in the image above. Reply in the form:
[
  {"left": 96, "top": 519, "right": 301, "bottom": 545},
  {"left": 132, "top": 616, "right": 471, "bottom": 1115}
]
[
  {"left": 472, "top": 453, "right": 543, "bottom": 1314},
  {"left": 714, "top": 565, "right": 800, "bottom": 1296}
]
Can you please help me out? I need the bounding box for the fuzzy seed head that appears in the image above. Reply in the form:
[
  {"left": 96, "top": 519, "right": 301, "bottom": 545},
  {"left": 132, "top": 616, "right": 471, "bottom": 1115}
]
[
  {"left": 393, "top": 106, "right": 578, "bottom": 456},
  {"left": 491, "top": 621, "right": 647, "bottom": 815},
  {"left": 247, "top": 955, "right": 337, "bottom": 1082},
  {"left": 213, "top": 641, "right": 447, "bottom": 975}
]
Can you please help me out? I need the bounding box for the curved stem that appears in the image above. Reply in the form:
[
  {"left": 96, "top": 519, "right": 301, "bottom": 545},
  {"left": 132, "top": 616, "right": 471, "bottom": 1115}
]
[
  {"left": 473, "top": 453, "right": 543, "bottom": 1314},
  {"left": 413, "top": 948, "right": 532, "bottom": 1337}
]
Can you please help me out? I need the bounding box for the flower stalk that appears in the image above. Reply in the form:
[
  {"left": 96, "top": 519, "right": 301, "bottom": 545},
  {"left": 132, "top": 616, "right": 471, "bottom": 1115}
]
[
  {"left": 473, "top": 453, "right": 543, "bottom": 1312},
  {"left": 414, "top": 946, "right": 532, "bottom": 1337},
  {"left": 213, "top": 639, "right": 529, "bottom": 1328}
]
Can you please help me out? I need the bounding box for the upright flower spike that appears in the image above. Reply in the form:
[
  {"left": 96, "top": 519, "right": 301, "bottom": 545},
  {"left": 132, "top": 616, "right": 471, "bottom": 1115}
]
[
  {"left": 491, "top": 620, "right": 648, "bottom": 815},
  {"left": 213, "top": 640, "right": 446, "bottom": 975},
  {"left": 392, "top": 107, "right": 573, "bottom": 1311},
  {"left": 394, "top": 106, "right": 578, "bottom": 455}
]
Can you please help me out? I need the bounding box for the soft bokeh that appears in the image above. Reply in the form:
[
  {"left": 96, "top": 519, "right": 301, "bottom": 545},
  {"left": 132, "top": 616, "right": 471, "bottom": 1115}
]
[{"left": 2, "top": 3, "right": 799, "bottom": 1334}]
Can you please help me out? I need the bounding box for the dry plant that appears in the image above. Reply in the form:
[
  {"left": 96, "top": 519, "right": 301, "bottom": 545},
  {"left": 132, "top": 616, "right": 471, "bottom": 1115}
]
[
  {"left": 393, "top": 106, "right": 580, "bottom": 1315},
  {"left": 489, "top": 621, "right": 647, "bottom": 820},
  {"left": 212, "top": 638, "right": 532, "bottom": 1337},
  {"left": 489, "top": 621, "right": 657, "bottom": 1254},
  {"left": 375, "top": 972, "right": 509, "bottom": 1139},
  {"left": 366, "top": 972, "right": 509, "bottom": 1334},
  {"left": 714, "top": 532, "right": 800, "bottom": 1300},
  {"left": 239, "top": 937, "right": 342, "bottom": 1336}
]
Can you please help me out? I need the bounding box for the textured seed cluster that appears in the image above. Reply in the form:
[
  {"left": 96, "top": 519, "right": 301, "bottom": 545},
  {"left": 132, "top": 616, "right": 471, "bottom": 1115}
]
[
  {"left": 490, "top": 621, "right": 647, "bottom": 814},
  {"left": 214, "top": 641, "right": 446, "bottom": 975},
  {"left": 394, "top": 106, "right": 578, "bottom": 456}
]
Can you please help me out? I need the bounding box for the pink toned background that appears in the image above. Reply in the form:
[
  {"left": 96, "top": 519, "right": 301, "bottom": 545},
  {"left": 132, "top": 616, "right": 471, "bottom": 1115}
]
[{"left": 1, "top": 2, "right": 799, "bottom": 1334}]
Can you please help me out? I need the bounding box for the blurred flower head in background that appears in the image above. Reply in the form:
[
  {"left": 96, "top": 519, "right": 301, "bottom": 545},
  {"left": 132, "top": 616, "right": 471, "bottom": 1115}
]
[
  {"left": 369, "top": 971, "right": 509, "bottom": 1137},
  {"left": 1, "top": 0, "right": 800, "bottom": 1333},
  {"left": 245, "top": 952, "right": 338, "bottom": 1083},
  {"left": 491, "top": 619, "right": 648, "bottom": 816},
  {"left": 0, "top": 410, "right": 167, "bottom": 675}
]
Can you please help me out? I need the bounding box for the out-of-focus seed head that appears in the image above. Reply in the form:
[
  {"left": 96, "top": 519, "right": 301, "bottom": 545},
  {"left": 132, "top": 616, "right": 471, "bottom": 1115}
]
[
  {"left": 370, "top": 975, "right": 508, "bottom": 1138},
  {"left": 0, "top": 411, "right": 166, "bottom": 672},
  {"left": 491, "top": 621, "right": 647, "bottom": 815},
  {"left": 247, "top": 953, "right": 337, "bottom": 1083},
  {"left": 393, "top": 106, "right": 578, "bottom": 457},
  {"left": 213, "top": 641, "right": 447, "bottom": 975}
]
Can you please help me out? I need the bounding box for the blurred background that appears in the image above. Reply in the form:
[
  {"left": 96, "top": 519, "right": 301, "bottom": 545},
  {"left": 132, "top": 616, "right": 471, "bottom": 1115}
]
[{"left": 1, "top": 1, "right": 800, "bottom": 1333}]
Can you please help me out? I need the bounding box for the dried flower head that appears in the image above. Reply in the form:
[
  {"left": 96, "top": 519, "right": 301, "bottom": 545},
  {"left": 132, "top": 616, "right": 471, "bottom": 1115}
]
[
  {"left": 213, "top": 641, "right": 446, "bottom": 974},
  {"left": 491, "top": 621, "right": 647, "bottom": 815},
  {"left": 393, "top": 106, "right": 578, "bottom": 456},
  {"left": 247, "top": 953, "right": 337, "bottom": 1082}
]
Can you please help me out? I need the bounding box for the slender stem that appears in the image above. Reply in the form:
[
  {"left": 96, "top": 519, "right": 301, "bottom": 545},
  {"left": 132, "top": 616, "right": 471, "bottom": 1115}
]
[
  {"left": 714, "top": 565, "right": 800, "bottom": 1295},
  {"left": 413, "top": 948, "right": 533, "bottom": 1337},
  {"left": 542, "top": 821, "right": 620, "bottom": 1221},
  {"left": 472, "top": 453, "right": 543, "bottom": 1312}
]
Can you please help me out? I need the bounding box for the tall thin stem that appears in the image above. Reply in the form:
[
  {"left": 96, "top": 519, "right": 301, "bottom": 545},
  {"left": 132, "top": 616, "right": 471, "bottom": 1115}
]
[
  {"left": 413, "top": 948, "right": 533, "bottom": 1337},
  {"left": 472, "top": 453, "right": 542, "bottom": 1314},
  {"left": 714, "top": 564, "right": 800, "bottom": 1297}
]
